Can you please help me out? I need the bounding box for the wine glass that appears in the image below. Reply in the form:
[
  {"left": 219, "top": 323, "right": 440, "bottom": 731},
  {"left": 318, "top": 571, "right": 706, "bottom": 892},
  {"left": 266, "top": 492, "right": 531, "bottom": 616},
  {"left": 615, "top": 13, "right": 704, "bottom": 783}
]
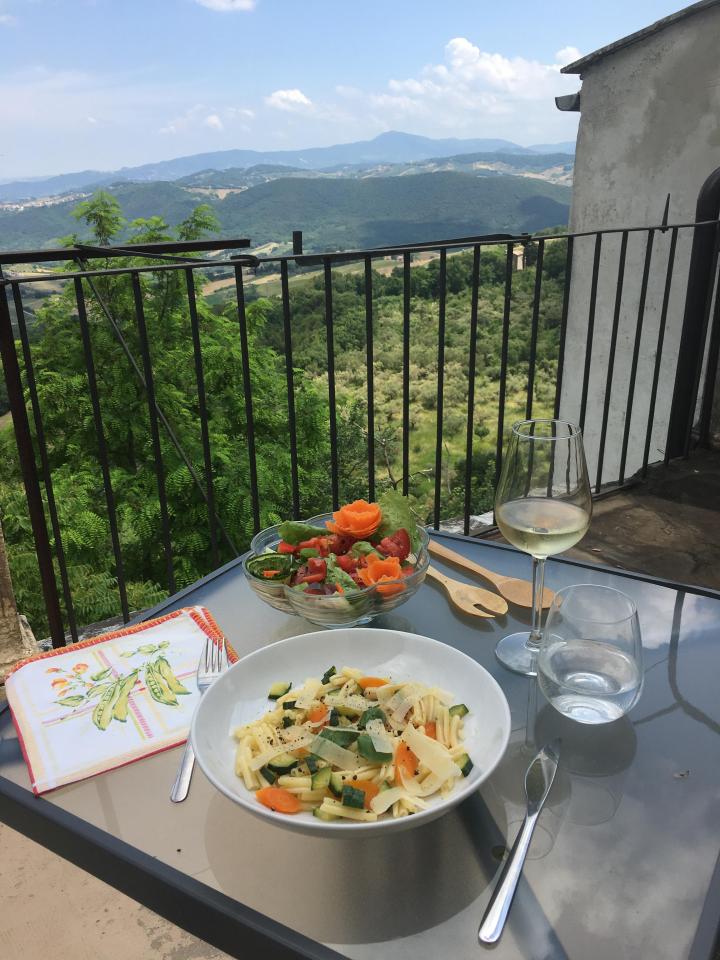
[
  {"left": 494, "top": 419, "right": 592, "bottom": 676},
  {"left": 538, "top": 584, "right": 643, "bottom": 724}
]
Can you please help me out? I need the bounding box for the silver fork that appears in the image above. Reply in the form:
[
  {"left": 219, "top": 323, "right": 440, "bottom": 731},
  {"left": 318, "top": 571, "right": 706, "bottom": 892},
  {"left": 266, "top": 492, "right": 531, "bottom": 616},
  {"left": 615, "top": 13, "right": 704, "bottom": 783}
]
[{"left": 170, "top": 634, "right": 228, "bottom": 803}]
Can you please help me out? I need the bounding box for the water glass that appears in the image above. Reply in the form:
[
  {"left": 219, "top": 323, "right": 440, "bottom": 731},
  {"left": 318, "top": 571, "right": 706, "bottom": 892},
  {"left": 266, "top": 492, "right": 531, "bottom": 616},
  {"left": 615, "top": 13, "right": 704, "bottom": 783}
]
[{"left": 537, "top": 584, "right": 643, "bottom": 724}]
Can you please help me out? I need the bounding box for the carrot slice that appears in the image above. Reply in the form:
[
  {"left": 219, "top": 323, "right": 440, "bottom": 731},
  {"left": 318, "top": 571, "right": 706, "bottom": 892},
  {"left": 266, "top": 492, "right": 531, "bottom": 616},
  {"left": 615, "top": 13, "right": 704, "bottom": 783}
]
[
  {"left": 262, "top": 569, "right": 280, "bottom": 578},
  {"left": 394, "top": 742, "right": 418, "bottom": 786},
  {"left": 424, "top": 721, "right": 437, "bottom": 740},
  {"left": 352, "top": 779, "right": 380, "bottom": 810},
  {"left": 358, "top": 677, "right": 388, "bottom": 690},
  {"left": 307, "top": 704, "right": 329, "bottom": 725},
  {"left": 256, "top": 786, "right": 301, "bottom": 814}
]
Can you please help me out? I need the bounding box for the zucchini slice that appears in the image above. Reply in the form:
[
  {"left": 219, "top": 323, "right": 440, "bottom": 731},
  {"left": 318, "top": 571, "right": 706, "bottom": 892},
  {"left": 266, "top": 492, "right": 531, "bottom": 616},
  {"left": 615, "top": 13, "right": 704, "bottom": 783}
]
[
  {"left": 456, "top": 753, "right": 473, "bottom": 777},
  {"left": 329, "top": 772, "right": 345, "bottom": 797},
  {"left": 321, "top": 665, "right": 337, "bottom": 685},
  {"left": 259, "top": 765, "right": 277, "bottom": 785},
  {"left": 267, "top": 752, "right": 298, "bottom": 773},
  {"left": 319, "top": 727, "right": 359, "bottom": 748},
  {"left": 357, "top": 733, "right": 393, "bottom": 764},
  {"left": 448, "top": 703, "right": 469, "bottom": 718},
  {"left": 358, "top": 705, "right": 386, "bottom": 730},
  {"left": 268, "top": 681, "right": 292, "bottom": 700},
  {"left": 311, "top": 766, "right": 332, "bottom": 791},
  {"left": 341, "top": 785, "right": 366, "bottom": 809}
]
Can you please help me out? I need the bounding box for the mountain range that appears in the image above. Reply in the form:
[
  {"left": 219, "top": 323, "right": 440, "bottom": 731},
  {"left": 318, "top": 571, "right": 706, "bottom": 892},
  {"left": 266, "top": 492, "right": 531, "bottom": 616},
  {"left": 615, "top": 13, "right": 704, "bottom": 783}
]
[
  {"left": 0, "top": 169, "right": 571, "bottom": 252},
  {"left": 0, "top": 131, "right": 575, "bottom": 202}
]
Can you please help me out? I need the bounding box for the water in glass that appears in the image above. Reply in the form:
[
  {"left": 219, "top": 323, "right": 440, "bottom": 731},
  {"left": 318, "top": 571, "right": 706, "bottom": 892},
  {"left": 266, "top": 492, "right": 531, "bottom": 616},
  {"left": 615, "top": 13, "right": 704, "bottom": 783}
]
[
  {"left": 538, "top": 638, "right": 643, "bottom": 724},
  {"left": 538, "top": 583, "right": 643, "bottom": 725}
]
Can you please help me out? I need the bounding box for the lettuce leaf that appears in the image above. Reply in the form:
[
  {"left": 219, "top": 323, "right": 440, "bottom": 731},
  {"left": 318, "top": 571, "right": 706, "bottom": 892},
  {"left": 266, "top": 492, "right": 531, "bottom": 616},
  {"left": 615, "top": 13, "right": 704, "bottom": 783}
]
[
  {"left": 277, "top": 520, "right": 328, "bottom": 545},
  {"left": 376, "top": 490, "right": 420, "bottom": 551},
  {"left": 325, "top": 555, "right": 360, "bottom": 592},
  {"left": 349, "top": 540, "right": 379, "bottom": 558}
]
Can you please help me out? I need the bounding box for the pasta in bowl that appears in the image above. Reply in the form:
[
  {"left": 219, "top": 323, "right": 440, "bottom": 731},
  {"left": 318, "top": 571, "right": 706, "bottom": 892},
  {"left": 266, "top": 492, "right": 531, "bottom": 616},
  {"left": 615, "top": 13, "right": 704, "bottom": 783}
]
[
  {"left": 235, "top": 667, "right": 473, "bottom": 822},
  {"left": 192, "top": 628, "right": 511, "bottom": 836}
]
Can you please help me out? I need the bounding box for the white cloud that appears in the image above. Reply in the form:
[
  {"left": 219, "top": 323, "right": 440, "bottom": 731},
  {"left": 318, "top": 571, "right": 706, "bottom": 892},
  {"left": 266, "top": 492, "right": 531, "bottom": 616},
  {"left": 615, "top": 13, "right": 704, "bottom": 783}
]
[
  {"left": 555, "top": 46, "right": 582, "bottom": 65},
  {"left": 193, "top": 0, "right": 255, "bottom": 11},
  {"left": 265, "top": 88, "right": 313, "bottom": 113},
  {"left": 159, "top": 102, "right": 253, "bottom": 135},
  {"left": 0, "top": 14, "right": 16, "bottom": 26},
  {"left": 86, "top": 116, "right": 97, "bottom": 125},
  {"left": 345, "top": 37, "right": 582, "bottom": 141}
]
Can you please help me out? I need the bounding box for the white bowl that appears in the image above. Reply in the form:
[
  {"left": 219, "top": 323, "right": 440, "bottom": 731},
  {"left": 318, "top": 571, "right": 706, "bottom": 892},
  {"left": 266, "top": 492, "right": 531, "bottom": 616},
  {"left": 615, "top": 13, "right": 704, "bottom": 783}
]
[{"left": 191, "top": 628, "right": 511, "bottom": 837}]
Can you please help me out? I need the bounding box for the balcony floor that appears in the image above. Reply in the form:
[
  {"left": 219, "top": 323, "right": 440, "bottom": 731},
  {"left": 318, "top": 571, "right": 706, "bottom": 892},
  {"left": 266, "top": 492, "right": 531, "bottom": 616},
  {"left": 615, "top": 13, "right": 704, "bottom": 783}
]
[{"left": 488, "top": 448, "right": 720, "bottom": 592}]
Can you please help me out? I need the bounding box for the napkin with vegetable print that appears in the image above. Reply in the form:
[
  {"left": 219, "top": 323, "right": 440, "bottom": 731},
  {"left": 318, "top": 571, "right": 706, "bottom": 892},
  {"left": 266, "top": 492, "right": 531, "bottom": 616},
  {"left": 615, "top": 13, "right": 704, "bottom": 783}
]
[{"left": 4, "top": 606, "right": 232, "bottom": 795}]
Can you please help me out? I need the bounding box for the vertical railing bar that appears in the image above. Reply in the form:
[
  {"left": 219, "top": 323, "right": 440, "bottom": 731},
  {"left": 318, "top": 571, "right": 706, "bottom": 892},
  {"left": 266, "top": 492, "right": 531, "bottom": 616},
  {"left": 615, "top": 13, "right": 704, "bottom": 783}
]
[
  {"left": 578, "top": 234, "right": 603, "bottom": 432},
  {"left": 324, "top": 258, "right": 339, "bottom": 510},
  {"left": 433, "top": 249, "right": 447, "bottom": 530},
  {"left": 0, "top": 278, "right": 65, "bottom": 646},
  {"left": 525, "top": 239, "right": 545, "bottom": 420},
  {"left": 402, "top": 253, "right": 411, "bottom": 496},
  {"left": 130, "top": 271, "right": 175, "bottom": 594},
  {"left": 494, "top": 244, "right": 514, "bottom": 498},
  {"left": 685, "top": 222, "right": 720, "bottom": 455},
  {"left": 185, "top": 268, "right": 219, "bottom": 568},
  {"left": 595, "top": 231, "right": 628, "bottom": 492},
  {"left": 74, "top": 278, "right": 130, "bottom": 622},
  {"left": 80, "top": 267, "right": 239, "bottom": 552},
  {"left": 463, "top": 245, "right": 481, "bottom": 536},
  {"left": 364, "top": 257, "right": 376, "bottom": 502},
  {"left": 553, "top": 236, "right": 574, "bottom": 419},
  {"left": 12, "top": 283, "right": 78, "bottom": 641},
  {"left": 644, "top": 228, "right": 678, "bottom": 475},
  {"left": 280, "top": 261, "right": 300, "bottom": 518},
  {"left": 234, "top": 264, "right": 261, "bottom": 534},
  {"left": 620, "top": 229, "right": 655, "bottom": 482}
]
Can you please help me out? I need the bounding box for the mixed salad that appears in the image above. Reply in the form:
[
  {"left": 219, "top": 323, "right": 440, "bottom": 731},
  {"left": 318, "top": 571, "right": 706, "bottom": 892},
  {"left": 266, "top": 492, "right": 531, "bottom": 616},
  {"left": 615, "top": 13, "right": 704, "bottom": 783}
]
[{"left": 246, "top": 492, "right": 423, "bottom": 597}]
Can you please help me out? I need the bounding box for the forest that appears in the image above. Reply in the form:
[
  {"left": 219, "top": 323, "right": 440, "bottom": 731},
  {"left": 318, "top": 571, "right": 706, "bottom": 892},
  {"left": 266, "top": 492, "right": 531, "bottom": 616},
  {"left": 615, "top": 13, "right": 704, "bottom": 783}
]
[{"left": 0, "top": 193, "right": 568, "bottom": 637}]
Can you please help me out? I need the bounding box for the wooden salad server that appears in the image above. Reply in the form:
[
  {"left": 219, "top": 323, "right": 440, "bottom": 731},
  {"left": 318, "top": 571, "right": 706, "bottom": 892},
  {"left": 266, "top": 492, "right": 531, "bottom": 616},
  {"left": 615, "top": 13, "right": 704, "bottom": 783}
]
[
  {"left": 428, "top": 539, "right": 554, "bottom": 610},
  {"left": 426, "top": 566, "right": 508, "bottom": 618}
]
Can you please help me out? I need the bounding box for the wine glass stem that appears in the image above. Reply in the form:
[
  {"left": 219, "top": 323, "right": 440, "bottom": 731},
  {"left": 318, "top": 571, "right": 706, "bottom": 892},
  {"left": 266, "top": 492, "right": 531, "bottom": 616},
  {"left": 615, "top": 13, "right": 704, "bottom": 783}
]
[{"left": 529, "top": 556, "right": 545, "bottom": 647}]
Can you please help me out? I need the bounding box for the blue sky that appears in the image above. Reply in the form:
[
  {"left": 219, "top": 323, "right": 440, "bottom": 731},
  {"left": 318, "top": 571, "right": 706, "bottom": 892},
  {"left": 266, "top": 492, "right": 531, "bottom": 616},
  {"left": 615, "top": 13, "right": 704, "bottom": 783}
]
[{"left": 0, "top": 0, "right": 687, "bottom": 178}]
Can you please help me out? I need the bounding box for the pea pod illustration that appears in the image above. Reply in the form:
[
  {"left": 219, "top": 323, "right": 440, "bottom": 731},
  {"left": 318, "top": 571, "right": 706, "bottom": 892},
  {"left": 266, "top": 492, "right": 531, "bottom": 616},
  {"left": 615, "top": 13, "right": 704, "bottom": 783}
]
[
  {"left": 112, "top": 671, "right": 139, "bottom": 722},
  {"left": 155, "top": 656, "right": 190, "bottom": 695},
  {"left": 86, "top": 682, "right": 112, "bottom": 701},
  {"left": 92, "top": 680, "right": 122, "bottom": 731},
  {"left": 145, "top": 662, "right": 178, "bottom": 706}
]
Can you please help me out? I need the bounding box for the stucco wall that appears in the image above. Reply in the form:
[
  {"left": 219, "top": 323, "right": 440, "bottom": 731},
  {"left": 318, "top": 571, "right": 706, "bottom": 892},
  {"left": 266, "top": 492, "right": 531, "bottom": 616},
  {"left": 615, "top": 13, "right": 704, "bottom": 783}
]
[{"left": 559, "top": 4, "right": 720, "bottom": 483}]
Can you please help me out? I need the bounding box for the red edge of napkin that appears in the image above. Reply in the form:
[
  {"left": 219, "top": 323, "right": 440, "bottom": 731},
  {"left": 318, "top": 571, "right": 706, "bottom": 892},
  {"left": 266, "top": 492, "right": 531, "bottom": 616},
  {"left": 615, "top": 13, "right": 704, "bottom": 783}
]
[{"left": 5, "top": 606, "right": 235, "bottom": 797}]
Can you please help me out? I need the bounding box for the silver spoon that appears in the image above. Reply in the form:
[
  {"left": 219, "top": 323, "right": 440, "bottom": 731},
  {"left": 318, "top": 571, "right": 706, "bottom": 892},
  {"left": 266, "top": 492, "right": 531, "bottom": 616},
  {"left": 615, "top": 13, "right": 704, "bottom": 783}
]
[{"left": 479, "top": 740, "right": 561, "bottom": 944}]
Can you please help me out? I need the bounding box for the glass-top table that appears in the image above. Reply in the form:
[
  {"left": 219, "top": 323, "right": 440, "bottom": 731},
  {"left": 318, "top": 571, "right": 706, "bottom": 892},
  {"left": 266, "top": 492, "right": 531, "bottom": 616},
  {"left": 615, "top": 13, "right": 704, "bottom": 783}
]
[{"left": 1, "top": 533, "right": 719, "bottom": 960}]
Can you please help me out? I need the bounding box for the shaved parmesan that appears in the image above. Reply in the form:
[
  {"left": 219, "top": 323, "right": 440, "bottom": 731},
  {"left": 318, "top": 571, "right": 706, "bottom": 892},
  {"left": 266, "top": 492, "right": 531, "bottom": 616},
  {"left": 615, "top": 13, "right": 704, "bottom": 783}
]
[
  {"left": 370, "top": 787, "right": 429, "bottom": 815},
  {"left": 365, "top": 718, "right": 393, "bottom": 755},
  {"left": 324, "top": 692, "right": 368, "bottom": 714},
  {"left": 402, "top": 723, "right": 461, "bottom": 782},
  {"left": 294, "top": 678, "right": 322, "bottom": 710},
  {"left": 248, "top": 729, "right": 315, "bottom": 770},
  {"left": 399, "top": 770, "right": 445, "bottom": 797},
  {"left": 310, "top": 735, "right": 363, "bottom": 770}
]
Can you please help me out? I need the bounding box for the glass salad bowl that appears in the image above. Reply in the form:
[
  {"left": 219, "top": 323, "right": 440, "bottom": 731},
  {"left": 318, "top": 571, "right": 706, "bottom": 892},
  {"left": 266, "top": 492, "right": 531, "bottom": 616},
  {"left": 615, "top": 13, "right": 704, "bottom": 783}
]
[{"left": 242, "top": 512, "right": 430, "bottom": 628}]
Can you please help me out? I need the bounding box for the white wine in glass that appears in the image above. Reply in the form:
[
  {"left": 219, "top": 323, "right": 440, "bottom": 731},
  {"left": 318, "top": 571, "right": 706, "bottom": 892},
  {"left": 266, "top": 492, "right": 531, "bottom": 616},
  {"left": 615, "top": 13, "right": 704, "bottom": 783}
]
[{"left": 494, "top": 420, "right": 592, "bottom": 676}]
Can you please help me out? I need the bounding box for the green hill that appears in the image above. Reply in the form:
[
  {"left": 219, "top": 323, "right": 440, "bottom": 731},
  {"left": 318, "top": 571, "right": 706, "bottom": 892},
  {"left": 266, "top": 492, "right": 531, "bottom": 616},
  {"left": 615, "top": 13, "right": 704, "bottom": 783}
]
[
  {"left": 218, "top": 173, "right": 570, "bottom": 248},
  {"left": 0, "top": 172, "right": 570, "bottom": 252}
]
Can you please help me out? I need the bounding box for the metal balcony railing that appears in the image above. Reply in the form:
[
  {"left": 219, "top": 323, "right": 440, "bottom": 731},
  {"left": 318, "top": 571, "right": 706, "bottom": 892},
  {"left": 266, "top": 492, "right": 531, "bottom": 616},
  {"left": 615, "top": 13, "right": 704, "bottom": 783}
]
[{"left": 0, "top": 217, "right": 718, "bottom": 647}]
